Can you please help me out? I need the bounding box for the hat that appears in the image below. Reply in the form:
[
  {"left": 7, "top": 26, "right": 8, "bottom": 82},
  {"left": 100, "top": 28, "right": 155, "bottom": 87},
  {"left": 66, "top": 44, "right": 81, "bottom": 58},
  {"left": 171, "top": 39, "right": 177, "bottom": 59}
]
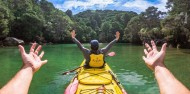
[{"left": 90, "top": 40, "right": 99, "bottom": 50}]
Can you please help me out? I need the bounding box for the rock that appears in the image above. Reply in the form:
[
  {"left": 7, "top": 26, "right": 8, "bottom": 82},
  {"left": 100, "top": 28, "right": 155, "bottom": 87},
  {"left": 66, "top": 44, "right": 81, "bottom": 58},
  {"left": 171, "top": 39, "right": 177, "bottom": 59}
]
[{"left": 3, "top": 37, "right": 24, "bottom": 46}]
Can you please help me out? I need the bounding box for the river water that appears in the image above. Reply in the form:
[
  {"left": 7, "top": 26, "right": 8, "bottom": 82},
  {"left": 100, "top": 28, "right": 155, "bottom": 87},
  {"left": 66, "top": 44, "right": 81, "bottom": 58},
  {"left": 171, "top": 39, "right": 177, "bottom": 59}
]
[{"left": 0, "top": 43, "right": 189, "bottom": 94}]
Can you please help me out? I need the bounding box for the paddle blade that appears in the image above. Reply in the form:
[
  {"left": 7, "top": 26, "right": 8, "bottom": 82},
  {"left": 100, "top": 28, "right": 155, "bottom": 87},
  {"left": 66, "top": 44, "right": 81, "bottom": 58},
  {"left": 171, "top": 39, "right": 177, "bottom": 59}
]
[
  {"left": 62, "top": 72, "right": 69, "bottom": 75},
  {"left": 107, "top": 52, "right": 115, "bottom": 56}
]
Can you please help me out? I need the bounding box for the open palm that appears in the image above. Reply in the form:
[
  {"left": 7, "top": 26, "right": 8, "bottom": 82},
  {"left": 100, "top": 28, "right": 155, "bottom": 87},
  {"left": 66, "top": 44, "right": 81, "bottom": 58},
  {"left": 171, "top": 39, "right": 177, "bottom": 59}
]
[
  {"left": 19, "top": 43, "right": 47, "bottom": 73},
  {"left": 142, "top": 41, "right": 167, "bottom": 70},
  {"left": 71, "top": 30, "right": 76, "bottom": 38}
]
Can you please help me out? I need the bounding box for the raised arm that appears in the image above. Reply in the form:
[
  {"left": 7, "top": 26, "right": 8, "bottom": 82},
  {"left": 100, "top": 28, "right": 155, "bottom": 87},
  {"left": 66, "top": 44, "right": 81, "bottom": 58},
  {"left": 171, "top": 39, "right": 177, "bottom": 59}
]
[
  {"left": 0, "top": 43, "right": 47, "bottom": 94},
  {"left": 71, "top": 30, "right": 86, "bottom": 51},
  {"left": 142, "top": 41, "right": 190, "bottom": 94},
  {"left": 102, "top": 31, "right": 120, "bottom": 53}
]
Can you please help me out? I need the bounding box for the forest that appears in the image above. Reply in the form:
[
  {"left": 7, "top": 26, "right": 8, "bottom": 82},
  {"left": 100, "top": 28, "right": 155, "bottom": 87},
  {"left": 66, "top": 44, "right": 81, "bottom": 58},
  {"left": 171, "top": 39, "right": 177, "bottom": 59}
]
[{"left": 0, "top": 0, "right": 190, "bottom": 48}]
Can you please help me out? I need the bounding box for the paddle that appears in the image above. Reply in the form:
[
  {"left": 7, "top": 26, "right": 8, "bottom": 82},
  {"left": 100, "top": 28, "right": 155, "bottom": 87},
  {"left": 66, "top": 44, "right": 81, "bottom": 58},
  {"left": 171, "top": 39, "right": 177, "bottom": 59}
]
[
  {"left": 62, "top": 52, "right": 116, "bottom": 75},
  {"left": 62, "top": 66, "right": 84, "bottom": 75},
  {"left": 107, "top": 52, "right": 115, "bottom": 57}
]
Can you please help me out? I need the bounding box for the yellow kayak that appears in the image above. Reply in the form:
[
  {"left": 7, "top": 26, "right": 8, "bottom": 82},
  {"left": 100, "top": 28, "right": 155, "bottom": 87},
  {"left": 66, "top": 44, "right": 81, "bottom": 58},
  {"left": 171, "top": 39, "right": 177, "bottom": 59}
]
[{"left": 64, "top": 60, "right": 127, "bottom": 94}]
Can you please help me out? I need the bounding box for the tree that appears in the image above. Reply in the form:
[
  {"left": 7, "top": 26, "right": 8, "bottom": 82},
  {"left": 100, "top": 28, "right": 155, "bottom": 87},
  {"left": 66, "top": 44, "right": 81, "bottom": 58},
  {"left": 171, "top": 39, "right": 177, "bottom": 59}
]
[
  {"left": 10, "top": 12, "right": 44, "bottom": 42},
  {"left": 42, "top": 9, "right": 73, "bottom": 43},
  {"left": 141, "top": 6, "right": 166, "bottom": 28},
  {"left": 124, "top": 15, "right": 145, "bottom": 44},
  {"left": 162, "top": 0, "right": 190, "bottom": 48},
  {"left": 161, "top": 14, "right": 190, "bottom": 48},
  {"left": 0, "top": 2, "right": 10, "bottom": 40},
  {"left": 101, "top": 22, "right": 111, "bottom": 42},
  {"left": 166, "top": 0, "right": 190, "bottom": 15},
  {"left": 124, "top": 6, "right": 165, "bottom": 44},
  {"left": 139, "top": 27, "right": 164, "bottom": 45},
  {"left": 122, "top": 13, "right": 131, "bottom": 27},
  {"left": 65, "top": 9, "right": 72, "bottom": 18},
  {"left": 94, "top": 13, "right": 102, "bottom": 27}
]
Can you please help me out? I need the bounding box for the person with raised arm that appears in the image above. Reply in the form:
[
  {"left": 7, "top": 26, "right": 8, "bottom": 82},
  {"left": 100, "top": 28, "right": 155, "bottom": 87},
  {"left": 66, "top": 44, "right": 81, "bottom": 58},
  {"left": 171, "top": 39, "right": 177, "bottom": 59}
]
[
  {"left": 0, "top": 43, "right": 48, "bottom": 94},
  {"left": 142, "top": 41, "right": 190, "bottom": 94},
  {"left": 71, "top": 30, "right": 120, "bottom": 68}
]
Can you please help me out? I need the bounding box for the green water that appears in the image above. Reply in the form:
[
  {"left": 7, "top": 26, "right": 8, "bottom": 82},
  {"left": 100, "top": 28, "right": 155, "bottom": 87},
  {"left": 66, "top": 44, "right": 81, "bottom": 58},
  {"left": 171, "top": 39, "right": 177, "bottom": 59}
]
[{"left": 0, "top": 43, "right": 190, "bottom": 94}]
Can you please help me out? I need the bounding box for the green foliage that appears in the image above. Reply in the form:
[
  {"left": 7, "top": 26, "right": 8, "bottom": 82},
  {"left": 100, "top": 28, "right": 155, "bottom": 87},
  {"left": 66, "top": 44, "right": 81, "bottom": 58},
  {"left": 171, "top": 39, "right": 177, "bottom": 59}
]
[
  {"left": 0, "top": 0, "right": 189, "bottom": 48},
  {"left": 74, "top": 10, "right": 137, "bottom": 42},
  {"left": 124, "top": 6, "right": 166, "bottom": 44},
  {"left": 161, "top": 0, "right": 190, "bottom": 48},
  {"left": 141, "top": 6, "right": 166, "bottom": 28},
  {"left": 166, "top": 0, "right": 190, "bottom": 15},
  {"left": 139, "top": 28, "right": 164, "bottom": 44},
  {"left": 161, "top": 13, "right": 190, "bottom": 48},
  {"left": 66, "top": 9, "right": 73, "bottom": 18},
  {"left": 0, "top": 1, "right": 10, "bottom": 40},
  {"left": 100, "top": 21, "right": 111, "bottom": 42},
  {"left": 42, "top": 8, "right": 73, "bottom": 43},
  {"left": 124, "top": 16, "right": 144, "bottom": 43},
  {"left": 0, "top": 0, "right": 74, "bottom": 43},
  {"left": 10, "top": 12, "right": 43, "bottom": 42}
]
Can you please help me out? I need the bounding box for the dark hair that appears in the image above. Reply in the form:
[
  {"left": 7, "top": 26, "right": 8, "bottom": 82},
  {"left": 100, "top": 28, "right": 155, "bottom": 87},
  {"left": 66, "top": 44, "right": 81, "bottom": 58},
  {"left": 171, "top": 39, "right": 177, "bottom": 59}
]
[
  {"left": 69, "top": 29, "right": 74, "bottom": 32},
  {"left": 90, "top": 40, "right": 99, "bottom": 50}
]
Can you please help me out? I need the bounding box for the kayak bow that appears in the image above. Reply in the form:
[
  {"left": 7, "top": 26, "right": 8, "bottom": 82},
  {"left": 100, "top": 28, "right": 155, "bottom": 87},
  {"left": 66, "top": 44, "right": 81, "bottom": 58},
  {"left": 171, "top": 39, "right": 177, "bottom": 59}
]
[{"left": 64, "top": 60, "right": 127, "bottom": 94}]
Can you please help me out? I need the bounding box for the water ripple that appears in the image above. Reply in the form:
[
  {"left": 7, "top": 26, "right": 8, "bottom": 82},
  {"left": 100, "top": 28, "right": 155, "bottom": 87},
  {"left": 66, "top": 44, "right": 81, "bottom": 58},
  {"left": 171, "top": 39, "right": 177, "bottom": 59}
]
[{"left": 117, "top": 71, "right": 147, "bottom": 86}]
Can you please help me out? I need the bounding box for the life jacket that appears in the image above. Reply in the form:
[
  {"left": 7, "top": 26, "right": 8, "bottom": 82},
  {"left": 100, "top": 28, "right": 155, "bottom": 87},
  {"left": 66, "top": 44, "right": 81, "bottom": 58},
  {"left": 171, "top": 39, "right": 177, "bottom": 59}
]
[{"left": 89, "top": 53, "right": 105, "bottom": 67}]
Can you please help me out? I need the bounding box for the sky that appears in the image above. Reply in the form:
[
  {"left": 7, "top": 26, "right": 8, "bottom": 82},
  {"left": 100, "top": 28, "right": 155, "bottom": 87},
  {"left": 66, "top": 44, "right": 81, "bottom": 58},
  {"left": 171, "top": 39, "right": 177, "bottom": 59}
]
[{"left": 47, "top": 0, "right": 168, "bottom": 14}]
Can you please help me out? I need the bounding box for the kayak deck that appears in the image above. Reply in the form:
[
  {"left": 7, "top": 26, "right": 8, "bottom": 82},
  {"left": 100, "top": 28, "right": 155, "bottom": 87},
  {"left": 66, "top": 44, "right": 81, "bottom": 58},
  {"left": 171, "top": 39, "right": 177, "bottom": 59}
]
[
  {"left": 65, "top": 60, "right": 127, "bottom": 94},
  {"left": 78, "top": 68, "right": 112, "bottom": 85}
]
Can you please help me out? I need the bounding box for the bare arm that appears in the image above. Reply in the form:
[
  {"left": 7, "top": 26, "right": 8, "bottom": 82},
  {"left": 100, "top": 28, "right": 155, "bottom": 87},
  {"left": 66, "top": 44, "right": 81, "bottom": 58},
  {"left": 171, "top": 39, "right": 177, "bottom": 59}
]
[
  {"left": 0, "top": 43, "right": 47, "bottom": 94},
  {"left": 142, "top": 41, "right": 190, "bottom": 94},
  {"left": 102, "top": 31, "right": 120, "bottom": 53},
  {"left": 71, "top": 30, "right": 86, "bottom": 51}
]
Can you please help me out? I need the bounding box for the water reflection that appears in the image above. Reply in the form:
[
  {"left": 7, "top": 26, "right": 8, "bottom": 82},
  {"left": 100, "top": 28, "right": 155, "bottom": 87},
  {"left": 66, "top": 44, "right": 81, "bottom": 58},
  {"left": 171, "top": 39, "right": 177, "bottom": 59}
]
[
  {"left": 117, "top": 71, "right": 147, "bottom": 85},
  {"left": 116, "top": 70, "right": 159, "bottom": 94},
  {"left": 0, "top": 44, "right": 189, "bottom": 94}
]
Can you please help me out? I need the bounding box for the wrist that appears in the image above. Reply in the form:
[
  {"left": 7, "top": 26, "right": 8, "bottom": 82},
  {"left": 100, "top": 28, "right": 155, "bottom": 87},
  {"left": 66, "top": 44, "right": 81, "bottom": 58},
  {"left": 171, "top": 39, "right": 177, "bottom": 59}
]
[
  {"left": 22, "top": 64, "right": 34, "bottom": 74},
  {"left": 154, "top": 63, "right": 166, "bottom": 73}
]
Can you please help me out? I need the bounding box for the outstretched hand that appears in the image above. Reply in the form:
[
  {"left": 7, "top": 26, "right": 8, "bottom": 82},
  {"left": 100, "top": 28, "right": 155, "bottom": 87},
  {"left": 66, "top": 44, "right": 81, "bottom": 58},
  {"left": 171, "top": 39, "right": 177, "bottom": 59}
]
[
  {"left": 71, "top": 30, "right": 76, "bottom": 38},
  {"left": 18, "top": 43, "right": 47, "bottom": 73},
  {"left": 142, "top": 41, "right": 167, "bottom": 70},
  {"left": 115, "top": 31, "right": 120, "bottom": 41}
]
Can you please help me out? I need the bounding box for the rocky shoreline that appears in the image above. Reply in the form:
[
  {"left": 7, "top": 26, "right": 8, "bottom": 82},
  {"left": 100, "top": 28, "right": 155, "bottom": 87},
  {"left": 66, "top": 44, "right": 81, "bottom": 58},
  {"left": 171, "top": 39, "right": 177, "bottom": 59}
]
[{"left": 0, "top": 37, "right": 24, "bottom": 47}]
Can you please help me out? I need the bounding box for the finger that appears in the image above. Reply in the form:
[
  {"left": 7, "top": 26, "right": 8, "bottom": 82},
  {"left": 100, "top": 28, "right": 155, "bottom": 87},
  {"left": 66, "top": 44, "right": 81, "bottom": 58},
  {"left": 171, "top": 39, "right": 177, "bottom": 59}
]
[
  {"left": 151, "top": 40, "right": 157, "bottom": 51},
  {"left": 147, "top": 51, "right": 154, "bottom": 58},
  {"left": 142, "top": 56, "right": 148, "bottom": 62},
  {"left": 32, "top": 53, "right": 40, "bottom": 61},
  {"left": 30, "top": 43, "right": 37, "bottom": 53},
  {"left": 145, "top": 43, "right": 150, "bottom": 49},
  {"left": 39, "top": 51, "right": 44, "bottom": 59},
  {"left": 148, "top": 47, "right": 152, "bottom": 52},
  {"left": 18, "top": 45, "right": 26, "bottom": 55},
  {"left": 144, "top": 49, "right": 148, "bottom": 55},
  {"left": 41, "top": 60, "right": 48, "bottom": 65},
  {"left": 161, "top": 43, "right": 167, "bottom": 52},
  {"left": 35, "top": 45, "right": 42, "bottom": 55},
  {"left": 145, "top": 43, "right": 152, "bottom": 52}
]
